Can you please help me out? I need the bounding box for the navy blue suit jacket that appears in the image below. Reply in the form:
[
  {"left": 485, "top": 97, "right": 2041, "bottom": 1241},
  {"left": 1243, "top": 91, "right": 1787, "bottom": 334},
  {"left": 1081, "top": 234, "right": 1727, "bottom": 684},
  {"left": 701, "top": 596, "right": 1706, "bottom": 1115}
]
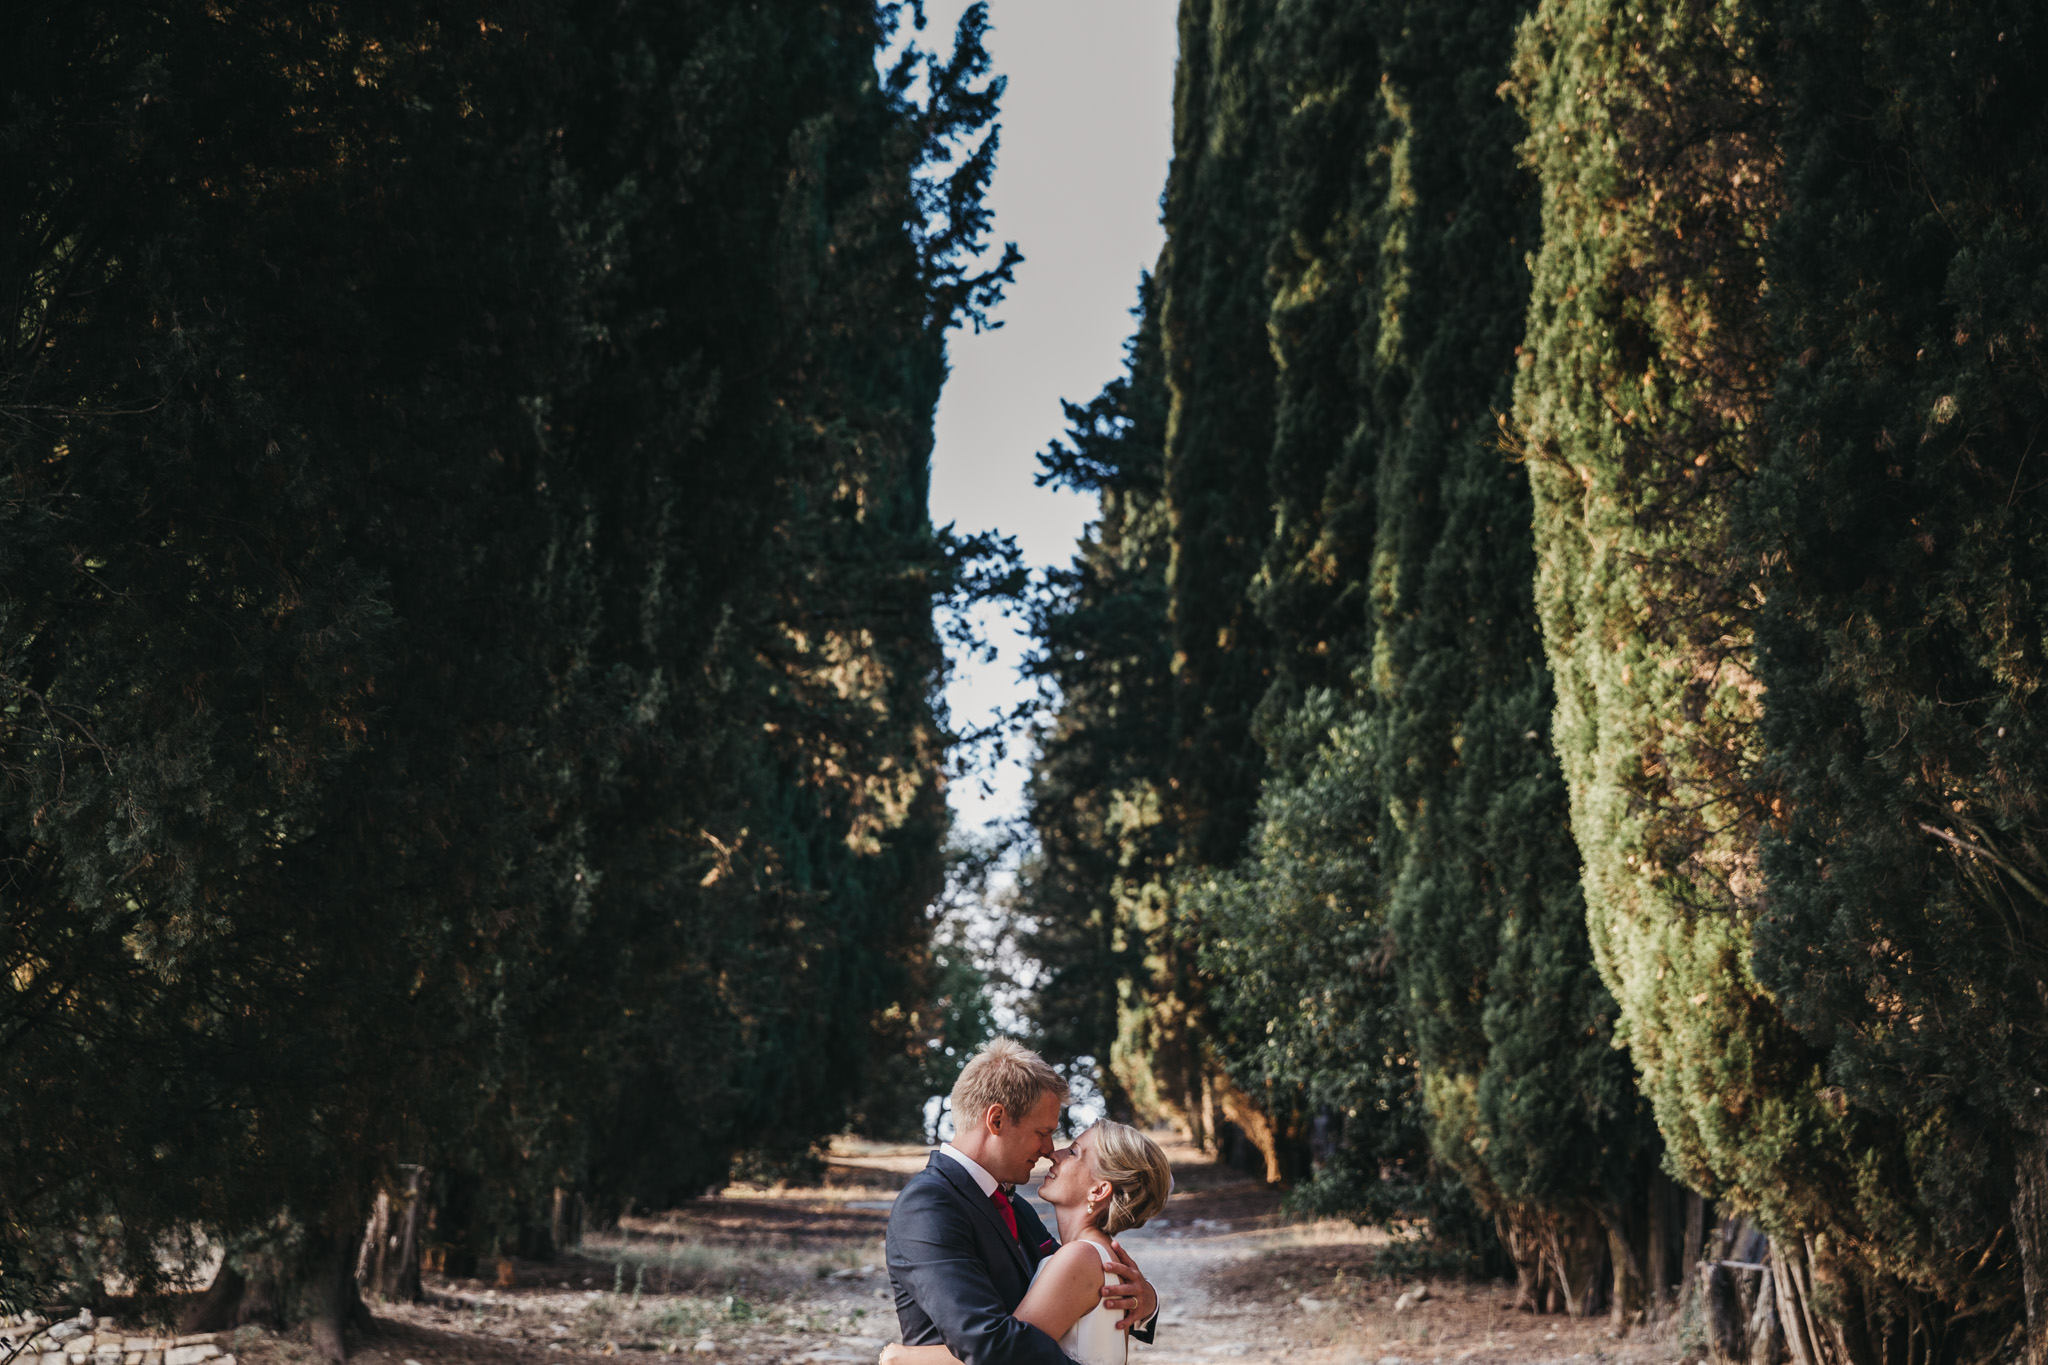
[{"left": 887, "top": 1153, "right": 1070, "bottom": 1365}]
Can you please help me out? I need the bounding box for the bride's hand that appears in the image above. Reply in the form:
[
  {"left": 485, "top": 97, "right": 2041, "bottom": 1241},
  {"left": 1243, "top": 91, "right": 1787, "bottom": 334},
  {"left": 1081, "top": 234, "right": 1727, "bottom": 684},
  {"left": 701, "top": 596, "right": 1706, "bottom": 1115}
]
[
  {"left": 1101, "top": 1239, "right": 1159, "bottom": 1331},
  {"left": 878, "top": 1346, "right": 906, "bottom": 1365}
]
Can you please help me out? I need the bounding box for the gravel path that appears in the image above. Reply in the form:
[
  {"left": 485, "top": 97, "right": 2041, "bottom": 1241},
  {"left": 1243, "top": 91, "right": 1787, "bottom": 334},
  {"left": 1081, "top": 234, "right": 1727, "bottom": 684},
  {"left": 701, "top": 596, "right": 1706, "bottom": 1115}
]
[{"left": 211, "top": 1138, "right": 1691, "bottom": 1365}]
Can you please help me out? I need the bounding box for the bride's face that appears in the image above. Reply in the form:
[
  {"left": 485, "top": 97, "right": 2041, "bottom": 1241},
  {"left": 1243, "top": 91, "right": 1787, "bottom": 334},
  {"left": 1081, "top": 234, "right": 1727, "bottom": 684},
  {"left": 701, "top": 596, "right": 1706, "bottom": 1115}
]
[{"left": 1041, "top": 1126, "right": 1110, "bottom": 1215}]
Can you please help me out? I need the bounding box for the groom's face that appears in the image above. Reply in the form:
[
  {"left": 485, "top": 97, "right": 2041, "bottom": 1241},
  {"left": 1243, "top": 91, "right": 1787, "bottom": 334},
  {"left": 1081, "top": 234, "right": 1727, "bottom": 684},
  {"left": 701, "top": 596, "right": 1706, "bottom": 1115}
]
[{"left": 986, "top": 1090, "right": 1063, "bottom": 1187}]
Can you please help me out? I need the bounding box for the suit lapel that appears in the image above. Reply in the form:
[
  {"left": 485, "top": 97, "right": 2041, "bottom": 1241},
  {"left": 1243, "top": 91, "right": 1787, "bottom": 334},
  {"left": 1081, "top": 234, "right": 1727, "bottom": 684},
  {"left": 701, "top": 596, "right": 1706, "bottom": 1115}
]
[
  {"left": 928, "top": 1153, "right": 1031, "bottom": 1279},
  {"left": 1012, "top": 1192, "right": 1057, "bottom": 1265}
]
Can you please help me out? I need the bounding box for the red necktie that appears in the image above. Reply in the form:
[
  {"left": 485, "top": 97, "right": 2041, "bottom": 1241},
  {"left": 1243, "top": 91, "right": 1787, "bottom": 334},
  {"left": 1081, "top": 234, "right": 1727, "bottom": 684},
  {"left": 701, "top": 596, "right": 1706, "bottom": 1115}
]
[{"left": 990, "top": 1186, "right": 1019, "bottom": 1241}]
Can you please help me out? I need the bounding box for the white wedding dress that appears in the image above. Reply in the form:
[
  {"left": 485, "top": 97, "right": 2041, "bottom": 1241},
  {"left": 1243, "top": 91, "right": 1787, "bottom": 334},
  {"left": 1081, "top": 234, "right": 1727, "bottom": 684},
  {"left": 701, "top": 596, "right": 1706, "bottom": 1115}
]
[{"left": 1035, "top": 1239, "right": 1126, "bottom": 1365}]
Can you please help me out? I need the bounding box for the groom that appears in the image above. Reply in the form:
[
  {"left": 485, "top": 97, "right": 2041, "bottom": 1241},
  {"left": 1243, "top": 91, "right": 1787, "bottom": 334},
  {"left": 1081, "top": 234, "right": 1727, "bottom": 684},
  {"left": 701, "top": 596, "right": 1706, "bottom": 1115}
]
[{"left": 887, "top": 1040, "right": 1160, "bottom": 1365}]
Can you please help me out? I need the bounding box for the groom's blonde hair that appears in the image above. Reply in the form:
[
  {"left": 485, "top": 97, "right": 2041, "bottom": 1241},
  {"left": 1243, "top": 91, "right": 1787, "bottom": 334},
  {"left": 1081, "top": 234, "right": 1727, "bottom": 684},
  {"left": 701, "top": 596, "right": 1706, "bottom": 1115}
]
[{"left": 950, "top": 1038, "right": 1068, "bottom": 1131}]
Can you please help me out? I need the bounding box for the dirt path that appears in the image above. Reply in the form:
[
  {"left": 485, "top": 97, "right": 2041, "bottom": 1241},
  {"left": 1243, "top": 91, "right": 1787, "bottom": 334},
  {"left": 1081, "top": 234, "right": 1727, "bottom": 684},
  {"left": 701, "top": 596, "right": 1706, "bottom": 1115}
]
[{"left": 214, "top": 1140, "right": 1693, "bottom": 1365}]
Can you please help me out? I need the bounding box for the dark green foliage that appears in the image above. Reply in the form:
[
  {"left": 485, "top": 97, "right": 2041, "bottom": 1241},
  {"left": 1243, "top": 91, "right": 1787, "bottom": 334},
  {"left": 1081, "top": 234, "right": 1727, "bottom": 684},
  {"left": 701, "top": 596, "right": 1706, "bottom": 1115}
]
[
  {"left": 1184, "top": 0, "right": 1664, "bottom": 1305},
  {"left": 1511, "top": 0, "right": 2003, "bottom": 1351},
  {"left": 1028, "top": 1, "right": 1665, "bottom": 1296},
  {"left": 1510, "top": 0, "right": 1798, "bottom": 1238},
  {"left": 0, "top": 0, "right": 999, "bottom": 1335},
  {"left": 851, "top": 835, "right": 1000, "bottom": 1144},
  {"left": 1158, "top": 0, "right": 1281, "bottom": 874},
  {"left": 1513, "top": 0, "right": 1781, "bottom": 1219},
  {"left": 1186, "top": 695, "right": 1426, "bottom": 1202},
  {"left": 1355, "top": 0, "right": 1663, "bottom": 1308},
  {"left": 1021, "top": 277, "right": 1174, "bottom": 1120},
  {"left": 1, "top": 4, "right": 574, "bottom": 1315},
  {"left": 1743, "top": 0, "right": 2048, "bottom": 1351}
]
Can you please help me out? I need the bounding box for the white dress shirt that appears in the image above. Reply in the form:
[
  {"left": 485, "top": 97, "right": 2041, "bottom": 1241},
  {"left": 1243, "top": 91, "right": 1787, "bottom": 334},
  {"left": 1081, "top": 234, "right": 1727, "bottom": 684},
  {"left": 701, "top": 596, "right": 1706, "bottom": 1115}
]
[{"left": 939, "top": 1141, "right": 1003, "bottom": 1196}]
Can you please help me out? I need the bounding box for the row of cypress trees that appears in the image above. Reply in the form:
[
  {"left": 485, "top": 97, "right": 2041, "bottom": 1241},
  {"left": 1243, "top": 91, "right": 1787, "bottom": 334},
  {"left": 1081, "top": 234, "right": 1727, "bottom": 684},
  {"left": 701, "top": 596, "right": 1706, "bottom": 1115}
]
[
  {"left": 1025, "top": 0, "right": 2048, "bottom": 1358},
  {"left": 1, "top": 1, "right": 1005, "bottom": 1352},
  {"left": 1026, "top": 0, "right": 1665, "bottom": 1318}
]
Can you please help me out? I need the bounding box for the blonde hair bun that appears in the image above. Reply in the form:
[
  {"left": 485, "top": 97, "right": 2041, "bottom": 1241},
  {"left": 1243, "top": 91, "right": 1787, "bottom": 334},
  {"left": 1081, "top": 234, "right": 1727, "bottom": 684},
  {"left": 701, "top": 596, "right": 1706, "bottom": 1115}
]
[{"left": 1087, "top": 1120, "right": 1172, "bottom": 1234}]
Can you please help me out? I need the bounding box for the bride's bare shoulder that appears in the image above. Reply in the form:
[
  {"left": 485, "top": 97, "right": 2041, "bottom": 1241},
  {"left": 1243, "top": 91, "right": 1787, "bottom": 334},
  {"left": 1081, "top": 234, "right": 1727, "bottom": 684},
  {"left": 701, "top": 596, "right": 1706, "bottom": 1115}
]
[{"left": 1047, "top": 1238, "right": 1109, "bottom": 1279}]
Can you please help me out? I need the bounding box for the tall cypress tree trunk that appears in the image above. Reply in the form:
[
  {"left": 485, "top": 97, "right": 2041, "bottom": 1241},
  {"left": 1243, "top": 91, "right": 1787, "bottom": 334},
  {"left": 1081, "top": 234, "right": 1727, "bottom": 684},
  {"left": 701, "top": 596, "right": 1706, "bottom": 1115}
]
[
  {"left": 1647, "top": 1173, "right": 1670, "bottom": 1316},
  {"left": 1500, "top": 1207, "right": 1552, "bottom": 1313},
  {"left": 307, "top": 1219, "right": 360, "bottom": 1364},
  {"left": 1603, "top": 1206, "right": 1647, "bottom": 1328},
  {"left": 2016, "top": 1127, "right": 2048, "bottom": 1365},
  {"left": 357, "top": 1172, "right": 427, "bottom": 1305},
  {"left": 1543, "top": 1209, "right": 1608, "bottom": 1318},
  {"left": 1681, "top": 1192, "right": 1705, "bottom": 1313}
]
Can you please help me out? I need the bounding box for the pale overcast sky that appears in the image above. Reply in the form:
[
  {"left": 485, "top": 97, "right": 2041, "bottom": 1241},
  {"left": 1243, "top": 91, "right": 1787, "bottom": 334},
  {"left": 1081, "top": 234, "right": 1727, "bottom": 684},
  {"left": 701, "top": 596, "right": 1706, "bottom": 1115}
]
[{"left": 919, "top": 0, "right": 1180, "bottom": 836}]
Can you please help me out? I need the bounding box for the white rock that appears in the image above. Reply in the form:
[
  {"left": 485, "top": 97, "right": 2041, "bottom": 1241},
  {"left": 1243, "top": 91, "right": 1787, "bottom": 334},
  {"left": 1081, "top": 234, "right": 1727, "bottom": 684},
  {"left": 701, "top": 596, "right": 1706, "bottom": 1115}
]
[
  {"left": 691, "top": 1341, "right": 715, "bottom": 1356},
  {"left": 1393, "top": 1284, "right": 1431, "bottom": 1312},
  {"left": 171, "top": 1339, "right": 219, "bottom": 1349},
  {"left": 164, "top": 1344, "right": 221, "bottom": 1365},
  {"left": 1378, "top": 1356, "right": 1411, "bottom": 1365},
  {"left": 48, "top": 1325, "right": 86, "bottom": 1344},
  {"left": 1297, "top": 1295, "right": 1329, "bottom": 1310}
]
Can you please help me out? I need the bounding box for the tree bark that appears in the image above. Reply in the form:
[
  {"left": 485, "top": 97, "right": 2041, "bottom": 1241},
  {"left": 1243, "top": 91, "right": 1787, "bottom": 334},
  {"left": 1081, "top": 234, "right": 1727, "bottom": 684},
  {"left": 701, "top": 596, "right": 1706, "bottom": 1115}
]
[
  {"left": 1682, "top": 1192, "right": 1706, "bottom": 1316},
  {"left": 2015, "top": 1126, "right": 2048, "bottom": 1365},
  {"left": 356, "top": 1171, "right": 425, "bottom": 1304},
  {"left": 1746, "top": 1262, "right": 1783, "bottom": 1365},
  {"left": 308, "top": 1219, "right": 362, "bottom": 1364},
  {"left": 1648, "top": 1172, "right": 1671, "bottom": 1317},
  {"left": 1600, "top": 1200, "right": 1649, "bottom": 1329},
  {"left": 357, "top": 1193, "right": 391, "bottom": 1297},
  {"left": 1542, "top": 1208, "right": 1608, "bottom": 1318},
  {"left": 1806, "top": 1234, "right": 1875, "bottom": 1365},
  {"left": 1499, "top": 1207, "right": 1551, "bottom": 1313},
  {"left": 1212, "top": 1071, "right": 1281, "bottom": 1183},
  {"left": 389, "top": 1171, "right": 425, "bottom": 1302},
  {"left": 1771, "top": 1235, "right": 1828, "bottom": 1365},
  {"left": 1704, "top": 1261, "right": 1748, "bottom": 1364}
]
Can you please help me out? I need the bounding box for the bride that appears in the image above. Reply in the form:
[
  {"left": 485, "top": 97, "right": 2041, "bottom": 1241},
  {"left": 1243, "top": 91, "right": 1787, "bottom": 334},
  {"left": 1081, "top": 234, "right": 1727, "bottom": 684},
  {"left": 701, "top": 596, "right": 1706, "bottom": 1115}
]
[{"left": 882, "top": 1120, "right": 1173, "bottom": 1365}]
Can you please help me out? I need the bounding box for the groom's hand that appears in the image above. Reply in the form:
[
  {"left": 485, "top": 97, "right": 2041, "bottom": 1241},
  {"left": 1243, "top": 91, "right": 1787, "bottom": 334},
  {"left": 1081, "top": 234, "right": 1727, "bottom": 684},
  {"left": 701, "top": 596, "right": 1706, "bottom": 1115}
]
[{"left": 1101, "top": 1239, "right": 1159, "bottom": 1332}]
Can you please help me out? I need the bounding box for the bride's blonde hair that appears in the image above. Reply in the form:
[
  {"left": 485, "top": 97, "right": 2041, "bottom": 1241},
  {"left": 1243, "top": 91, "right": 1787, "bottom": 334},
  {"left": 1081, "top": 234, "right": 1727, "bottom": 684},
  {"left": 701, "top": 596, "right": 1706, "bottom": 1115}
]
[{"left": 1086, "top": 1121, "right": 1172, "bottom": 1234}]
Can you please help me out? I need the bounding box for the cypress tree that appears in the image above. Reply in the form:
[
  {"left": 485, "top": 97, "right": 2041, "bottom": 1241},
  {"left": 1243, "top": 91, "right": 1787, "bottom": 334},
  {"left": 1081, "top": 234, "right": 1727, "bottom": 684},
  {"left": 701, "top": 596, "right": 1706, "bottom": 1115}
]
[
  {"left": 1511, "top": 0, "right": 1980, "bottom": 1353},
  {"left": 1358, "top": 0, "right": 1664, "bottom": 1317},
  {"left": 1179, "top": 0, "right": 1666, "bottom": 1308},
  {"left": 0, "top": 0, "right": 993, "bottom": 1334},
  {"left": 1159, "top": 0, "right": 1281, "bottom": 872},
  {"left": 1029, "top": 5, "right": 1669, "bottom": 1263},
  {"left": 1016, "top": 0, "right": 1291, "bottom": 1151},
  {"left": 1, "top": 3, "right": 580, "bottom": 1342},
  {"left": 1744, "top": 2, "right": 2048, "bottom": 1355},
  {"left": 1022, "top": 276, "right": 1175, "bottom": 1121}
]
